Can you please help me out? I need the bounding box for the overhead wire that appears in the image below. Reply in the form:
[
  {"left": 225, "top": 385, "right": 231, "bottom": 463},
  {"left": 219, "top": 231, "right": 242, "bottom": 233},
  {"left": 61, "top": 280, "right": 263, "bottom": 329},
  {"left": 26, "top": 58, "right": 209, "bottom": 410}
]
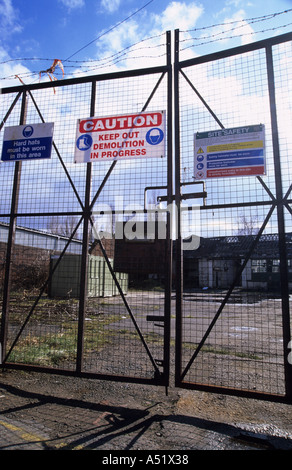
[
  {"left": 64, "top": 0, "right": 154, "bottom": 62},
  {"left": 0, "top": 33, "right": 166, "bottom": 82},
  {"left": 180, "top": 9, "right": 292, "bottom": 33},
  {"left": 179, "top": 8, "right": 292, "bottom": 51},
  {"left": 0, "top": 33, "right": 164, "bottom": 68},
  {"left": 180, "top": 22, "right": 292, "bottom": 52},
  {"left": 0, "top": 7, "right": 292, "bottom": 82},
  {"left": 0, "top": 0, "right": 156, "bottom": 84},
  {"left": 0, "top": 35, "right": 166, "bottom": 81}
]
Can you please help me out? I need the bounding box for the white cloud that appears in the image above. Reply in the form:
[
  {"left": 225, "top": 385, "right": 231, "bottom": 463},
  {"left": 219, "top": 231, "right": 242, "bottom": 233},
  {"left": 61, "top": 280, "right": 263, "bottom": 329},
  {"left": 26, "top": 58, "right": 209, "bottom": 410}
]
[
  {"left": 212, "top": 9, "right": 256, "bottom": 46},
  {"left": 84, "top": 1, "right": 204, "bottom": 73},
  {"left": 227, "top": 9, "right": 256, "bottom": 45},
  {"left": 153, "top": 1, "right": 204, "bottom": 32},
  {"left": 0, "top": 0, "right": 22, "bottom": 36},
  {"left": 100, "top": 19, "right": 139, "bottom": 52},
  {"left": 0, "top": 0, "right": 27, "bottom": 87},
  {"left": 101, "top": 0, "right": 120, "bottom": 14},
  {"left": 0, "top": 47, "right": 31, "bottom": 87},
  {"left": 58, "top": 0, "right": 85, "bottom": 10}
]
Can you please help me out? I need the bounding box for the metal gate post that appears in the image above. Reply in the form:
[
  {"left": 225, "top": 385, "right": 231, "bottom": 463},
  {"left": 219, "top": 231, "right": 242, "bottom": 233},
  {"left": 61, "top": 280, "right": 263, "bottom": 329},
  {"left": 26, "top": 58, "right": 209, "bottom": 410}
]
[
  {"left": 76, "top": 80, "right": 96, "bottom": 374},
  {"left": 174, "top": 29, "right": 183, "bottom": 386},
  {"left": 163, "top": 30, "right": 173, "bottom": 388},
  {"left": 0, "top": 90, "right": 27, "bottom": 363},
  {"left": 266, "top": 45, "right": 292, "bottom": 400}
]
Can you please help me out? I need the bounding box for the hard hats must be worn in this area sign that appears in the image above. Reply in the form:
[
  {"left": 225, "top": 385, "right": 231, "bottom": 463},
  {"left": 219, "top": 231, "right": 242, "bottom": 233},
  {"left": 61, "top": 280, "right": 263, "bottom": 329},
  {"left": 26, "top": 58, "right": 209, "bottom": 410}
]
[{"left": 1, "top": 123, "right": 54, "bottom": 162}]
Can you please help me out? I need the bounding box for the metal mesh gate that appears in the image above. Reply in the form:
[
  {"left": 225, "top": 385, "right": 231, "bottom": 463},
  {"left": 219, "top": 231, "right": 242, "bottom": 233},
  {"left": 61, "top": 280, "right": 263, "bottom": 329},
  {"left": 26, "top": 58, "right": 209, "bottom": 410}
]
[
  {"left": 1, "top": 30, "right": 292, "bottom": 403},
  {"left": 0, "top": 33, "right": 172, "bottom": 386},
  {"left": 174, "top": 31, "right": 292, "bottom": 402}
]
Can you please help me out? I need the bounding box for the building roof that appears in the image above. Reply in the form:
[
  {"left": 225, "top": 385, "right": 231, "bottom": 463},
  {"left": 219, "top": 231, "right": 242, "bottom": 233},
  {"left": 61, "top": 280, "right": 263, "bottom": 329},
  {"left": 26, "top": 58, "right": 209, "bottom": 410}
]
[
  {"left": 182, "top": 233, "right": 291, "bottom": 259},
  {"left": 0, "top": 222, "right": 82, "bottom": 254}
]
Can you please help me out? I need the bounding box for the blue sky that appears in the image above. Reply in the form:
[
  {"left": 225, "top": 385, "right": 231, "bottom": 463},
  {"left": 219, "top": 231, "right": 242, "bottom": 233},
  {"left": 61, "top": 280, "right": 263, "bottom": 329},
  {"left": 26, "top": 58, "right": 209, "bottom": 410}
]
[
  {"left": 0, "top": 0, "right": 292, "bottom": 87},
  {"left": 0, "top": 0, "right": 291, "bottom": 236}
]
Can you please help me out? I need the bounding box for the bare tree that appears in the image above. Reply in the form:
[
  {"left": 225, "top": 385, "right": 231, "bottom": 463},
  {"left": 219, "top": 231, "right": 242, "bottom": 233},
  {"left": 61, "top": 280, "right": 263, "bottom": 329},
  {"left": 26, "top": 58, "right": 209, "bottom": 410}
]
[
  {"left": 236, "top": 214, "right": 259, "bottom": 235},
  {"left": 47, "top": 216, "right": 81, "bottom": 239}
]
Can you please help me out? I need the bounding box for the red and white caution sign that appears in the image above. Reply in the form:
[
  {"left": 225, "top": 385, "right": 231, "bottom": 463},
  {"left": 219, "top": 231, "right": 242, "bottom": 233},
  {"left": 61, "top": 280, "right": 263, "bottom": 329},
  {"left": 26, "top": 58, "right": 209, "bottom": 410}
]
[{"left": 74, "top": 111, "right": 166, "bottom": 163}]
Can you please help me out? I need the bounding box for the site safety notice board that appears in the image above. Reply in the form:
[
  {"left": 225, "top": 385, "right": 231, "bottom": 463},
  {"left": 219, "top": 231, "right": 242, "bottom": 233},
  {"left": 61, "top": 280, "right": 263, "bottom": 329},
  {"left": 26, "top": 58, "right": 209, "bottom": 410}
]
[
  {"left": 194, "top": 124, "right": 266, "bottom": 179},
  {"left": 74, "top": 111, "right": 166, "bottom": 163}
]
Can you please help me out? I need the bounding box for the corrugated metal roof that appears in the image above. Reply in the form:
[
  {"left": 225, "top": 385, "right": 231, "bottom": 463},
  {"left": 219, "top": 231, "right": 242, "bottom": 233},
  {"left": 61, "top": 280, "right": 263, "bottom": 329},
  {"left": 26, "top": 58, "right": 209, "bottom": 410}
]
[
  {"left": 0, "top": 222, "right": 82, "bottom": 254},
  {"left": 182, "top": 233, "right": 289, "bottom": 259}
]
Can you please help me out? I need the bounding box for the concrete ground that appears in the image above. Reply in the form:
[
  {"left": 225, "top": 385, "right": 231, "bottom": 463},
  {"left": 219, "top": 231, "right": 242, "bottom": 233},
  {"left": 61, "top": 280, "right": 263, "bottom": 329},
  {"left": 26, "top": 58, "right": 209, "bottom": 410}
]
[{"left": 0, "top": 369, "right": 291, "bottom": 452}]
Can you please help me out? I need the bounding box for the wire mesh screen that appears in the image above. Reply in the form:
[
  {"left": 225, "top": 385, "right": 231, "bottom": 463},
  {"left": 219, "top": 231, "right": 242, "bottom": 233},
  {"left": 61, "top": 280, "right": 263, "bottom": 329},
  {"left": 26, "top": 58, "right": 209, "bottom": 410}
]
[
  {"left": 0, "top": 53, "right": 171, "bottom": 384},
  {"left": 175, "top": 33, "right": 292, "bottom": 400},
  {"left": 1, "top": 31, "right": 291, "bottom": 401}
]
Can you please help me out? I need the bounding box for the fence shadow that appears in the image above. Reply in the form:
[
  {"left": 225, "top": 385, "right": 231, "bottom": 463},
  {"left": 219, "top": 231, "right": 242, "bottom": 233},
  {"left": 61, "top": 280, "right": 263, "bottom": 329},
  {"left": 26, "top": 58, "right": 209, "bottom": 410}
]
[{"left": 0, "top": 381, "right": 291, "bottom": 450}]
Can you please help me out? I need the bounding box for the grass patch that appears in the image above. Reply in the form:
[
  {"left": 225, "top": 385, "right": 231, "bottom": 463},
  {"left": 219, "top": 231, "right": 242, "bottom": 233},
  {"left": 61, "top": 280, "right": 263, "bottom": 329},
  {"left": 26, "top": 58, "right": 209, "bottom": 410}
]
[
  {"left": 7, "top": 312, "right": 121, "bottom": 367},
  {"left": 8, "top": 330, "right": 77, "bottom": 366}
]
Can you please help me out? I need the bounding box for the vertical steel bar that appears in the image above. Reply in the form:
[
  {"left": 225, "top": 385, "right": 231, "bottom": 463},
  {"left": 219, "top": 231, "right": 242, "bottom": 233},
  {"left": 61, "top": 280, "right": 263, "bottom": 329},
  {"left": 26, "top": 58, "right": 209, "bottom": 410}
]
[
  {"left": 163, "top": 30, "right": 173, "bottom": 389},
  {"left": 266, "top": 45, "right": 292, "bottom": 400},
  {"left": 0, "top": 91, "right": 27, "bottom": 363},
  {"left": 174, "top": 29, "right": 183, "bottom": 386},
  {"left": 76, "top": 80, "right": 96, "bottom": 374}
]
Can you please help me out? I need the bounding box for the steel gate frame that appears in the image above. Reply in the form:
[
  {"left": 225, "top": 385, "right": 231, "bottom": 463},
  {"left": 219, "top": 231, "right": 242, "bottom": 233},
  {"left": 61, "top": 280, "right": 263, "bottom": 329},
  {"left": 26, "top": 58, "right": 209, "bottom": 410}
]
[
  {"left": 0, "top": 30, "right": 292, "bottom": 403},
  {"left": 0, "top": 32, "right": 173, "bottom": 387},
  {"left": 174, "top": 30, "right": 292, "bottom": 403}
]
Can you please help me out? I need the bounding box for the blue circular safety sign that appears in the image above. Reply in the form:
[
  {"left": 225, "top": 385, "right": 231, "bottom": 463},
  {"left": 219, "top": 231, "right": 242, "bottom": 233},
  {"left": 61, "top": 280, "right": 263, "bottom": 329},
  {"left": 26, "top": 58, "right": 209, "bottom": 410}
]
[
  {"left": 76, "top": 134, "right": 93, "bottom": 151},
  {"left": 23, "top": 126, "right": 33, "bottom": 138},
  {"left": 146, "top": 128, "right": 164, "bottom": 145}
]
